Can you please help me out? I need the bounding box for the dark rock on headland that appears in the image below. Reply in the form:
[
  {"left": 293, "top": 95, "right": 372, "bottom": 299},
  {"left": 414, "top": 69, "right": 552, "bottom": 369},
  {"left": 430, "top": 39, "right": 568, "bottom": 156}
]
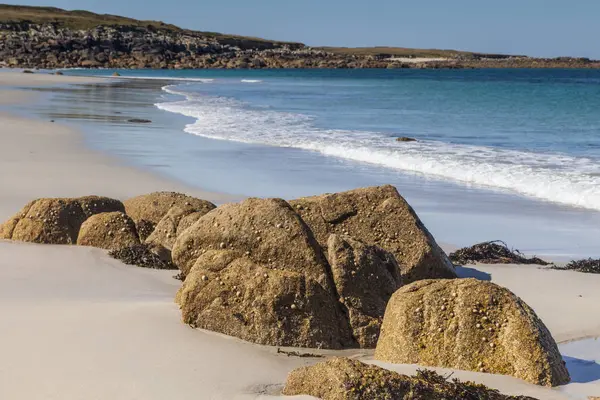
[
  {"left": 127, "top": 118, "right": 151, "bottom": 124},
  {"left": 290, "top": 185, "right": 456, "bottom": 283},
  {"left": 375, "top": 278, "right": 570, "bottom": 386},
  {"left": 396, "top": 136, "right": 417, "bottom": 142},
  {"left": 2, "top": 6, "right": 598, "bottom": 70}
]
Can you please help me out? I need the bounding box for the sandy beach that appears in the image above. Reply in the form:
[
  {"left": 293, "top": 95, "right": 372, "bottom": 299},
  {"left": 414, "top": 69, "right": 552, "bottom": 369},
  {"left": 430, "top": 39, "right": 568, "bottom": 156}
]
[{"left": 0, "top": 71, "right": 599, "bottom": 400}]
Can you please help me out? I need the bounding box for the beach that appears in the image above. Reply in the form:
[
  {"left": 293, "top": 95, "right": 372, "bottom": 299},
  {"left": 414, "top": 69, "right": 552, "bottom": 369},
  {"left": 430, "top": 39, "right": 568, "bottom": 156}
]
[{"left": 0, "top": 71, "right": 599, "bottom": 400}]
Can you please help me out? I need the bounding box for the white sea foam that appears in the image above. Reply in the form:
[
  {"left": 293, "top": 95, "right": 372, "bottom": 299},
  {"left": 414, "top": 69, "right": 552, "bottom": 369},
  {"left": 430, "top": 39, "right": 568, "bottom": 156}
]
[
  {"left": 112, "top": 76, "right": 215, "bottom": 83},
  {"left": 240, "top": 79, "right": 263, "bottom": 83},
  {"left": 156, "top": 87, "right": 600, "bottom": 211}
]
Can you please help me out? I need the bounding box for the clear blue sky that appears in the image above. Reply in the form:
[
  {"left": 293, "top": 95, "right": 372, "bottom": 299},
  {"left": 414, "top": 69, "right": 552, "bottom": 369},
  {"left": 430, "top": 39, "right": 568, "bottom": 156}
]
[{"left": 9, "top": 0, "right": 600, "bottom": 58}]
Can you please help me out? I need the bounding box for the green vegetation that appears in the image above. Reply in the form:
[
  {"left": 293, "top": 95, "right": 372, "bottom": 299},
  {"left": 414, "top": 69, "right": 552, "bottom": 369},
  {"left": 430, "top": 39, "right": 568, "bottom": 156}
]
[
  {"left": 0, "top": 4, "right": 180, "bottom": 30},
  {"left": 0, "top": 4, "right": 303, "bottom": 47}
]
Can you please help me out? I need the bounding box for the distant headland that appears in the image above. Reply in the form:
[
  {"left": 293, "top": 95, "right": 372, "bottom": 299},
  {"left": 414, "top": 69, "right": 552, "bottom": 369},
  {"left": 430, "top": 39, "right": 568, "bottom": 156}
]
[{"left": 1, "top": 4, "right": 598, "bottom": 70}]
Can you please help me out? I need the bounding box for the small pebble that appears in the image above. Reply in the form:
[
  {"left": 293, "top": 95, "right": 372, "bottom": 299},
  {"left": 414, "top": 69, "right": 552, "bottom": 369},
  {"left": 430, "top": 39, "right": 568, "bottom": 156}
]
[
  {"left": 201, "top": 275, "right": 208, "bottom": 281},
  {"left": 476, "top": 323, "right": 482, "bottom": 329},
  {"left": 441, "top": 305, "right": 446, "bottom": 311},
  {"left": 219, "top": 242, "right": 226, "bottom": 249},
  {"left": 236, "top": 291, "right": 241, "bottom": 297},
  {"left": 490, "top": 342, "right": 496, "bottom": 348},
  {"left": 263, "top": 273, "right": 268, "bottom": 278},
  {"left": 478, "top": 362, "right": 483, "bottom": 367},
  {"left": 290, "top": 304, "right": 297, "bottom": 310}
]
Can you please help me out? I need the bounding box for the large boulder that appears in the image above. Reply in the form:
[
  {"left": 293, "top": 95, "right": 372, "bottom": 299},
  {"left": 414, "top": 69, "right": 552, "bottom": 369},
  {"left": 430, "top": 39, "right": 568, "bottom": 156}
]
[
  {"left": 77, "top": 212, "right": 139, "bottom": 250},
  {"left": 0, "top": 196, "right": 124, "bottom": 244},
  {"left": 290, "top": 185, "right": 456, "bottom": 283},
  {"left": 282, "top": 357, "right": 538, "bottom": 400},
  {"left": 173, "top": 198, "right": 355, "bottom": 349},
  {"left": 123, "top": 192, "right": 215, "bottom": 241},
  {"left": 327, "top": 234, "right": 402, "bottom": 347},
  {"left": 374, "top": 279, "right": 570, "bottom": 387},
  {"left": 145, "top": 206, "right": 213, "bottom": 261}
]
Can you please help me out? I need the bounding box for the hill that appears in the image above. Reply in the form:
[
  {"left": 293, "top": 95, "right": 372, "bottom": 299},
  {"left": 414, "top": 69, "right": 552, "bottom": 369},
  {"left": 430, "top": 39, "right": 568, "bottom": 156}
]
[{"left": 0, "top": 4, "right": 598, "bottom": 70}]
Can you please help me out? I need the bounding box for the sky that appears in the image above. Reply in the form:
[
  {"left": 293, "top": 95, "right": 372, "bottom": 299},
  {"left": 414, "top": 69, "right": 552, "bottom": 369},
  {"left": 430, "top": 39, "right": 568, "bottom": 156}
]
[{"left": 8, "top": 0, "right": 600, "bottom": 58}]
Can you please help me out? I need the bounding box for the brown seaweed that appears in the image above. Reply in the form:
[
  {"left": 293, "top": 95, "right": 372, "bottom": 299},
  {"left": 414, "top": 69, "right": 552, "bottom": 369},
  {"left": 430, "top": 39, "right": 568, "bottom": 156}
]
[{"left": 449, "top": 241, "right": 551, "bottom": 265}]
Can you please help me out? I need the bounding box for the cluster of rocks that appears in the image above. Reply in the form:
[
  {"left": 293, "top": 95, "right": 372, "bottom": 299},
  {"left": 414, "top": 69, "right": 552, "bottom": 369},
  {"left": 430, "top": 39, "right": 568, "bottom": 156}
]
[
  {"left": 0, "top": 185, "right": 570, "bottom": 390},
  {"left": 2, "top": 22, "right": 598, "bottom": 70}
]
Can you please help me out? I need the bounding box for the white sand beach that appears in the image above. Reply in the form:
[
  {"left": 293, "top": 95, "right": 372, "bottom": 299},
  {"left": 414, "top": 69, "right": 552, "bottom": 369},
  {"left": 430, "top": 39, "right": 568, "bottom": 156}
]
[{"left": 0, "top": 72, "right": 599, "bottom": 400}]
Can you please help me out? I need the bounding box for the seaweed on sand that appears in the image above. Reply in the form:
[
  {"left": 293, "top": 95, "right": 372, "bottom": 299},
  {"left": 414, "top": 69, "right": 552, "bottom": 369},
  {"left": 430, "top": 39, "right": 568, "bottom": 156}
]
[
  {"left": 449, "top": 241, "right": 551, "bottom": 266},
  {"left": 552, "top": 258, "right": 600, "bottom": 274},
  {"left": 109, "top": 244, "right": 177, "bottom": 270},
  {"left": 414, "top": 369, "right": 539, "bottom": 400}
]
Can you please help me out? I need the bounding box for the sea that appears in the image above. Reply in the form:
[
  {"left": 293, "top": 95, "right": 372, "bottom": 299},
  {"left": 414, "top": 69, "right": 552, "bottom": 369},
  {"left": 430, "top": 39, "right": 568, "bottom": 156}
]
[{"left": 14, "top": 68, "right": 600, "bottom": 258}]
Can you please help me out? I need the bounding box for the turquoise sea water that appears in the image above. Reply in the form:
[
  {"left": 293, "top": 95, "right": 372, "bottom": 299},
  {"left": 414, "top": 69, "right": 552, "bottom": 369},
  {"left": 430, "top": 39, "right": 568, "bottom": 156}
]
[
  {"left": 68, "top": 68, "right": 600, "bottom": 210},
  {"left": 38, "top": 69, "right": 600, "bottom": 256}
]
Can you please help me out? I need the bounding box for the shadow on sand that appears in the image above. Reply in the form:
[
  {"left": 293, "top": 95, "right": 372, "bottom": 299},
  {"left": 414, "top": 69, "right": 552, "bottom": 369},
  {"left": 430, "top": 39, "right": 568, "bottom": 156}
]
[
  {"left": 564, "top": 355, "right": 600, "bottom": 384},
  {"left": 454, "top": 265, "right": 492, "bottom": 281}
]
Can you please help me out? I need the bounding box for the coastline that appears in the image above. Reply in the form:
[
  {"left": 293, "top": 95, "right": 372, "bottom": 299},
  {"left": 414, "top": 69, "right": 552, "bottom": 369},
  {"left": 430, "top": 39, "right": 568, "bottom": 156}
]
[
  {"left": 0, "top": 72, "right": 237, "bottom": 220},
  {"left": 0, "top": 72, "right": 599, "bottom": 399}
]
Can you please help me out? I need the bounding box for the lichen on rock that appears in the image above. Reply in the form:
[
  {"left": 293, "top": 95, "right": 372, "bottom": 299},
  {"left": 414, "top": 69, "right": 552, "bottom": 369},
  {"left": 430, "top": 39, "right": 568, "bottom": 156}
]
[
  {"left": 123, "top": 192, "right": 215, "bottom": 241},
  {"left": 1, "top": 196, "right": 124, "bottom": 244},
  {"left": 327, "top": 234, "right": 402, "bottom": 347},
  {"left": 374, "top": 278, "right": 570, "bottom": 387},
  {"left": 77, "top": 211, "right": 139, "bottom": 250},
  {"left": 290, "top": 185, "right": 456, "bottom": 283},
  {"left": 173, "top": 197, "right": 355, "bottom": 349}
]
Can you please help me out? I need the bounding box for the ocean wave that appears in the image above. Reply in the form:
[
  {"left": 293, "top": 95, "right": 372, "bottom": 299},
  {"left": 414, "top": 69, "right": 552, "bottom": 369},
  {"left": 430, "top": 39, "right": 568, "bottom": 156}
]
[
  {"left": 155, "top": 87, "right": 600, "bottom": 211},
  {"left": 111, "top": 76, "right": 215, "bottom": 83},
  {"left": 240, "top": 79, "right": 263, "bottom": 83}
]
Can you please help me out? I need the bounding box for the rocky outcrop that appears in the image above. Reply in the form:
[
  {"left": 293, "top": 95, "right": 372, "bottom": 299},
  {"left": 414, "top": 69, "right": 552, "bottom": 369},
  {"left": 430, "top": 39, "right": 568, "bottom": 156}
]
[
  {"left": 374, "top": 278, "right": 570, "bottom": 387},
  {"left": 327, "top": 234, "right": 402, "bottom": 347},
  {"left": 123, "top": 192, "right": 215, "bottom": 241},
  {"left": 145, "top": 206, "right": 212, "bottom": 261},
  {"left": 290, "top": 185, "right": 456, "bottom": 283},
  {"left": 282, "top": 357, "right": 539, "bottom": 400},
  {"left": 2, "top": 14, "right": 596, "bottom": 70},
  {"left": 173, "top": 197, "right": 355, "bottom": 349},
  {"left": 77, "top": 211, "right": 139, "bottom": 250},
  {"left": 0, "top": 196, "right": 124, "bottom": 244}
]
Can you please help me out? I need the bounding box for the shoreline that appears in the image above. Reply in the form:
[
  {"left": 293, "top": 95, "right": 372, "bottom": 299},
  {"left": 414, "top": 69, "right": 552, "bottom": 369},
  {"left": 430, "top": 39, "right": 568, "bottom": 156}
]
[
  {"left": 1, "top": 72, "right": 599, "bottom": 400},
  {"left": 6, "top": 68, "right": 600, "bottom": 260},
  {"left": 0, "top": 72, "right": 238, "bottom": 220}
]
